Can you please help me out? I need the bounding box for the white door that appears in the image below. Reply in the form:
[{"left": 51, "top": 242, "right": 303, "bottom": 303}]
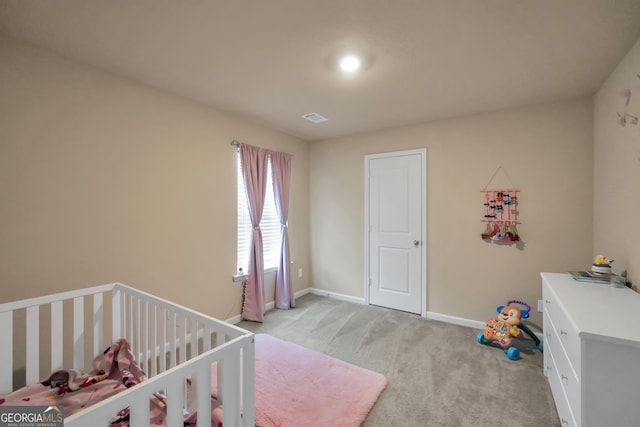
[{"left": 365, "top": 149, "right": 426, "bottom": 315}]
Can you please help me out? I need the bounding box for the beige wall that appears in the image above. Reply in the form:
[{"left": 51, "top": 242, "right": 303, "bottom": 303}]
[
  {"left": 594, "top": 38, "right": 640, "bottom": 289},
  {"left": 0, "top": 36, "right": 311, "bottom": 319},
  {"left": 310, "top": 98, "right": 594, "bottom": 325},
  {"left": 6, "top": 28, "right": 633, "bottom": 329}
]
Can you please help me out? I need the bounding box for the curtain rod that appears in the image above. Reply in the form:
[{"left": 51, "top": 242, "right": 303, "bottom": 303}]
[{"left": 229, "top": 140, "right": 293, "bottom": 158}]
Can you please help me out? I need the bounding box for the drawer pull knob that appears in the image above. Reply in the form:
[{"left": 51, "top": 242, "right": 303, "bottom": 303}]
[
  {"left": 561, "top": 374, "right": 569, "bottom": 382},
  {"left": 560, "top": 330, "right": 567, "bottom": 336},
  {"left": 545, "top": 299, "right": 551, "bottom": 304},
  {"left": 561, "top": 418, "right": 569, "bottom": 425}
]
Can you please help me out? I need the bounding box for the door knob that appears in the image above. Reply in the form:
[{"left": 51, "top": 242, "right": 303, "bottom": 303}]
[{"left": 413, "top": 240, "right": 420, "bottom": 247}]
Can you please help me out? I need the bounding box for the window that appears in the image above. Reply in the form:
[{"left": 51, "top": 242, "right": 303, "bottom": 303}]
[{"left": 237, "top": 152, "right": 282, "bottom": 274}]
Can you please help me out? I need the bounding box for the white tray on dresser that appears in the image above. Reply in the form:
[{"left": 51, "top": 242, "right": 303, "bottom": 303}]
[{"left": 541, "top": 272, "right": 640, "bottom": 427}]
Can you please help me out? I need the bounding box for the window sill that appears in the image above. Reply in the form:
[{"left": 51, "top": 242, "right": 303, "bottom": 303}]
[{"left": 232, "top": 267, "right": 278, "bottom": 282}]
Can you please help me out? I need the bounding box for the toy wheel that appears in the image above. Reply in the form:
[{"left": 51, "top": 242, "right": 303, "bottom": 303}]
[
  {"left": 506, "top": 347, "right": 520, "bottom": 360},
  {"left": 538, "top": 341, "right": 544, "bottom": 352},
  {"left": 477, "top": 332, "right": 488, "bottom": 345}
]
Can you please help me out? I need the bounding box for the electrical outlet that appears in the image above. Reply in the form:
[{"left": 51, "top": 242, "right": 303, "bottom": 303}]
[
  {"left": 298, "top": 268, "right": 303, "bottom": 278},
  {"left": 537, "top": 299, "right": 543, "bottom": 313}
]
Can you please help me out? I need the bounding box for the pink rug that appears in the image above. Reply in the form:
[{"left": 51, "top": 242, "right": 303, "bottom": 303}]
[{"left": 212, "top": 334, "right": 387, "bottom": 427}]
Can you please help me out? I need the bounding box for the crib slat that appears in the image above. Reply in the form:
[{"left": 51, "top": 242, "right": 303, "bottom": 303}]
[
  {"left": 196, "top": 364, "right": 212, "bottom": 427},
  {"left": 169, "top": 311, "right": 177, "bottom": 368},
  {"left": 140, "top": 300, "right": 148, "bottom": 371},
  {"left": 242, "top": 339, "right": 256, "bottom": 427},
  {"left": 51, "top": 301, "right": 63, "bottom": 370},
  {"left": 150, "top": 305, "right": 157, "bottom": 376},
  {"left": 132, "top": 296, "right": 140, "bottom": 361},
  {"left": 124, "top": 294, "right": 131, "bottom": 349},
  {"left": 111, "top": 287, "right": 122, "bottom": 342},
  {"left": 126, "top": 294, "right": 133, "bottom": 343},
  {"left": 159, "top": 307, "right": 167, "bottom": 373},
  {"left": 190, "top": 317, "right": 198, "bottom": 359},
  {"left": 129, "top": 392, "right": 151, "bottom": 427},
  {"left": 216, "top": 328, "right": 224, "bottom": 346},
  {"left": 165, "top": 378, "right": 185, "bottom": 427},
  {"left": 26, "top": 305, "right": 40, "bottom": 384},
  {"left": 0, "top": 311, "right": 13, "bottom": 394},
  {"left": 93, "top": 293, "right": 103, "bottom": 357},
  {"left": 179, "top": 316, "right": 187, "bottom": 364},
  {"left": 203, "top": 325, "right": 211, "bottom": 353},
  {"left": 221, "top": 352, "right": 240, "bottom": 427},
  {"left": 73, "top": 296, "right": 84, "bottom": 369}
]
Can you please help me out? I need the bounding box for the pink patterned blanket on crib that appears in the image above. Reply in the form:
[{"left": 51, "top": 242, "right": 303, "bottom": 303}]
[{"left": 0, "top": 339, "right": 222, "bottom": 427}]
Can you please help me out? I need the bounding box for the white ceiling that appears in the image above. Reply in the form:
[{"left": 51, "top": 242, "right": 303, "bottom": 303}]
[{"left": 2, "top": 1, "right": 640, "bottom": 141}]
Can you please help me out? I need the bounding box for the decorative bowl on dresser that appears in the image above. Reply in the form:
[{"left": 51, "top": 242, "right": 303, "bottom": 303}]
[{"left": 541, "top": 272, "right": 640, "bottom": 427}]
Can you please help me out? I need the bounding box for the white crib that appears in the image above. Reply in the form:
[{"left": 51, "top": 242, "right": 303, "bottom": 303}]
[{"left": 0, "top": 283, "right": 255, "bottom": 427}]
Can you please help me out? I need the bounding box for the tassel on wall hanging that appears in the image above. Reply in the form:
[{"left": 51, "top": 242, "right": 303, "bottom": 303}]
[{"left": 480, "top": 166, "right": 521, "bottom": 244}]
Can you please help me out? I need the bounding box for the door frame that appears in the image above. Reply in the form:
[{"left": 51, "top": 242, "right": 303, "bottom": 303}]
[{"left": 364, "top": 148, "right": 427, "bottom": 317}]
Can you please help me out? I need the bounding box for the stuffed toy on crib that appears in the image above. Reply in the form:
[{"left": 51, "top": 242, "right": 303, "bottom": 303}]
[{"left": 477, "top": 300, "right": 542, "bottom": 360}]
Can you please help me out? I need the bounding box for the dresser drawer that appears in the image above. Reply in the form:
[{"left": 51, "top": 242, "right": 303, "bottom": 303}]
[
  {"left": 543, "top": 281, "right": 581, "bottom": 373},
  {"left": 545, "top": 312, "right": 581, "bottom": 425},
  {"left": 546, "top": 345, "right": 577, "bottom": 427}
]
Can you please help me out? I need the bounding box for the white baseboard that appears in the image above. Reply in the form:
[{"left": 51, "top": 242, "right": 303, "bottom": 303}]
[
  {"left": 304, "top": 288, "right": 487, "bottom": 330},
  {"left": 226, "top": 288, "right": 482, "bottom": 327},
  {"left": 305, "top": 287, "right": 366, "bottom": 305},
  {"left": 227, "top": 288, "right": 542, "bottom": 341},
  {"left": 225, "top": 313, "right": 243, "bottom": 325},
  {"left": 426, "top": 311, "right": 486, "bottom": 330}
]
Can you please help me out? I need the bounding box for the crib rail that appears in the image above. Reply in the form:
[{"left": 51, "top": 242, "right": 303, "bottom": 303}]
[
  {"left": 66, "top": 335, "right": 254, "bottom": 427},
  {"left": 0, "top": 283, "right": 255, "bottom": 427},
  {"left": 0, "top": 283, "right": 116, "bottom": 392}
]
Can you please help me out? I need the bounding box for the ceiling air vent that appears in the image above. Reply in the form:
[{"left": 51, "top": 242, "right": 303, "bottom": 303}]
[{"left": 302, "top": 112, "right": 328, "bottom": 123}]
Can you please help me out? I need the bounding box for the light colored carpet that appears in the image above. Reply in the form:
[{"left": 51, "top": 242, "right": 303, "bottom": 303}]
[{"left": 238, "top": 293, "right": 560, "bottom": 427}]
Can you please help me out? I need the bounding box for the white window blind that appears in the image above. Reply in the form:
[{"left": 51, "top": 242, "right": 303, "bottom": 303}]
[{"left": 237, "top": 152, "right": 282, "bottom": 274}]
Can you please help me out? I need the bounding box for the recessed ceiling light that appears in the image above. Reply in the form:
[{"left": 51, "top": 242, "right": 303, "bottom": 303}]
[
  {"left": 339, "top": 54, "right": 361, "bottom": 72},
  {"left": 302, "top": 112, "right": 328, "bottom": 123}
]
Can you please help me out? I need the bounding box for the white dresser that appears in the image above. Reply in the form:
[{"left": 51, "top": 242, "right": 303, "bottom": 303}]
[{"left": 541, "top": 272, "right": 640, "bottom": 427}]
